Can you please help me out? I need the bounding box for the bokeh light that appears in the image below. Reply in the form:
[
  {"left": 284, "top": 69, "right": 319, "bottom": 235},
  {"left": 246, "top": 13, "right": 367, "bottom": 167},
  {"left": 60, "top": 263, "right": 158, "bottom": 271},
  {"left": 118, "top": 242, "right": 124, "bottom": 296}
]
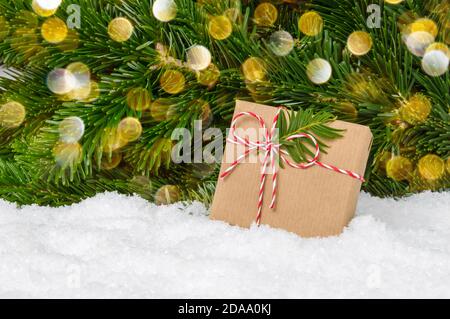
[
  {"left": 208, "top": 15, "right": 233, "bottom": 41},
  {"left": 108, "top": 17, "right": 133, "bottom": 42},
  {"left": 0, "top": 101, "right": 26, "bottom": 128},
  {"left": 186, "top": 45, "right": 212, "bottom": 71},
  {"left": 47, "top": 68, "right": 77, "bottom": 95},
  {"left": 127, "top": 87, "right": 152, "bottom": 111},
  {"left": 101, "top": 152, "right": 122, "bottom": 170},
  {"left": 154, "top": 185, "right": 180, "bottom": 205},
  {"left": 102, "top": 127, "right": 128, "bottom": 152},
  {"left": 150, "top": 98, "right": 177, "bottom": 122},
  {"left": 422, "top": 49, "right": 449, "bottom": 77},
  {"left": 306, "top": 58, "right": 332, "bottom": 84},
  {"left": 242, "top": 57, "right": 266, "bottom": 82},
  {"left": 41, "top": 17, "right": 68, "bottom": 43},
  {"left": 298, "top": 11, "right": 323, "bottom": 36},
  {"left": 58, "top": 116, "right": 85, "bottom": 143},
  {"left": 254, "top": 2, "right": 278, "bottom": 27},
  {"left": 347, "top": 31, "right": 373, "bottom": 56},
  {"left": 399, "top": 94, "right": 431, "bottom": 124},
  {"left": 197, "top": 63, "right": 220, "bottom": 88},
  {"left": 53, "top": 142, "right": 83, "bottom": 167},
  {"left": 269, "top": 30, "right": 294, "bottom": 56},
  {"left": 418, "top": 154, "right": 445, "bottom": 181},
  {"left": 160, "top": 69, "right": 186, "bottom": 94},
  {"left": 386, "top": 155, "right": 413, "bottom": 181},
  {"left": 118, "top": 117, "right": 142, "bottom": 142},
  {"left": 152, "top": 0, "right": 177, "bottom": 22},
  {"left": 32, "top": 0, "right": 59, "bottom": 17}
]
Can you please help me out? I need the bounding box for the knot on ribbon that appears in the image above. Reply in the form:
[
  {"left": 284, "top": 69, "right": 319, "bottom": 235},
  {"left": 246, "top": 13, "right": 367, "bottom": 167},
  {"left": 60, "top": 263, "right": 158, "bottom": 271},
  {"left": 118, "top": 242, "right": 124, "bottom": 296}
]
[{"left": 220, "top": 107, "right": 365, "bottom": 226}]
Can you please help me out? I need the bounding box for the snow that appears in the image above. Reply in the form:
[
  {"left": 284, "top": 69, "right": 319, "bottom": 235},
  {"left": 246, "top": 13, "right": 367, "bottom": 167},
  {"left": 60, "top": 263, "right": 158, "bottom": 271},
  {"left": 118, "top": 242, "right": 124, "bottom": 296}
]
[{"left": 0, "top": 191, "right": 449, "bottom": 298}]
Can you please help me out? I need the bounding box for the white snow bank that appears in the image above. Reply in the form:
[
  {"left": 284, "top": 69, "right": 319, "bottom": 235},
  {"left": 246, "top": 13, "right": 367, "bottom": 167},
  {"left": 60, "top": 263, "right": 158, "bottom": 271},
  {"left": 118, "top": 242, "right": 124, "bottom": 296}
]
[{"left": 0, "top": 191, "right": 449, "bottom": 298}]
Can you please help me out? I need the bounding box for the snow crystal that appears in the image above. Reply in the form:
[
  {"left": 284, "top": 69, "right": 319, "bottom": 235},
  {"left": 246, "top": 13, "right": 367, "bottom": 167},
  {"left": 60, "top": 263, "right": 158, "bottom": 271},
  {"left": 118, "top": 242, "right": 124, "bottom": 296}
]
[{"left": 0, "top": 191, "right": 449, "bottom": 298}]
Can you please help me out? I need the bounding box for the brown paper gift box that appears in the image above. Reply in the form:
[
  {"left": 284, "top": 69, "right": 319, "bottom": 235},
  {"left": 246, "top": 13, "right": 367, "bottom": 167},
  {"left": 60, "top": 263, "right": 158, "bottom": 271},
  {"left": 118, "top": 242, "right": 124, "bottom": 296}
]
[{"left": 210, "top": 100, "right": 373, "bottom": 237}]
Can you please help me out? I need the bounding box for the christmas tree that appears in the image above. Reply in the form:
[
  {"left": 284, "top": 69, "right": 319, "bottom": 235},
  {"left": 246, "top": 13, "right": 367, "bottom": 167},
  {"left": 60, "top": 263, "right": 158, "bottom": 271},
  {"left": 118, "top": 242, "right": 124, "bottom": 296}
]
[{"left": 0, "top": 0, "right": 448, "bottom": 206}]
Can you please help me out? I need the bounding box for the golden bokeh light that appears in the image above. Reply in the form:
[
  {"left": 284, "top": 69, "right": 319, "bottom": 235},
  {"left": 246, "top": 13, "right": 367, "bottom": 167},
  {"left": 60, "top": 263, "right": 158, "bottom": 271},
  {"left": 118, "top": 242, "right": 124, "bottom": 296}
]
[
  {"left": 197, "top": 63, "right": 220, "bottom": 88},
  {"left": 242, "top": 57, "right": 266, "bottom": 82},
  {"left": 418, "top": 154, "right": 445, "bottom": 181},
  {"left": 53, "top": 142, "right": 83, "bottom": 167},
  {"left": 254, "top": 2, "right": 278, "bottom": 27},
  {"left": 386, "top": 156, "right": 413, "bottom": 181},
  {"left": 0, "top": 101, "right": 26, "bottom": 128},
  {"left": 127, "top": 87, "right": 152, "bottom": 111},
  {"left": 81, "top": 81, "right": 100, "bottom": 103},
  {"left": 108, "top": 17, "right": 134, "bottom": 42},
  {"left": 298, "top": 11, "right": 323, "bottom": 36},
  {"left": 150, "top": 98, "right": 177, "bottom": 122},
  {"left": 209, "top": 15, "right": 233, "bottom": 40},
  {"left": 224, "top": 8, "right": 242, "bottom": 24},
  {"left": 118, "top": 117, "right": 142, "bottom": 142},
  {"left": 160, "top": 69, "right": 186, "bottom": 94},
  {"left": 384, "top": 0, "right": 404, "bottom": 4},
  {"left": 154, "top": 185, "right": 180, "bottom": 205},
  {"left": 57, "top": 29, "right": 80, "bottom": 52},
  {"left": 41, "top": 17, "right": 68, "bottom": 43},
  {"left": 399, "top": 94, "right": 432, "bottom": 125},
  {"left": 409, "top": 18, "right": 438, "bottom": 38},
  {"left": 102, "top": 127, "right": 128, "bottom": 152},
  {"left": 66, "top": 62, "right": 91, "bottom": 89},
  {"left": 347, "top": 31, "right": 373, "bottom": 56},
  {"left": 101, "top": 152, "right": 122, "bottom": 170}
]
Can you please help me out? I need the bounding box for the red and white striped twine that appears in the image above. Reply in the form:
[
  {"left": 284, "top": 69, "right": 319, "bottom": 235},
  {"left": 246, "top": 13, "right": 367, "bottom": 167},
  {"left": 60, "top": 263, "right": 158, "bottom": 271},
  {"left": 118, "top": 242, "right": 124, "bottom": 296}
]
[{"left": 220, "top": 107, "right": 365, "bottom": 226}]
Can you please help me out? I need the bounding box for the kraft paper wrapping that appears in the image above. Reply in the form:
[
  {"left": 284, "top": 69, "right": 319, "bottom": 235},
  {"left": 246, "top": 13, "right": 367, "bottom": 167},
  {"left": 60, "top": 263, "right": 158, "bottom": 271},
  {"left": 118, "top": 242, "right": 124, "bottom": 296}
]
[{"left": 210, "top": 100, "right": 373, "bottom": 237}]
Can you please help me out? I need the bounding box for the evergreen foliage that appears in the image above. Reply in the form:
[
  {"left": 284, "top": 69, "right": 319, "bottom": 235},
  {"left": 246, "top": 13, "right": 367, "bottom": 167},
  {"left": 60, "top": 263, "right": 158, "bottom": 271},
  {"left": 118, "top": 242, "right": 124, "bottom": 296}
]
[{"left": 0, "top": 0, "right": 448, "bottom": 206}]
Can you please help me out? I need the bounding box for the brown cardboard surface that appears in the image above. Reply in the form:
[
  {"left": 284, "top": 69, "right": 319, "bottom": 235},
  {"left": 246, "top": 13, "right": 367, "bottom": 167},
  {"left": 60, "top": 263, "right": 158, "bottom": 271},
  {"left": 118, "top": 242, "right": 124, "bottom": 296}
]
[{"left": 210, "top": 100, "right": 373, "bottom": 237}]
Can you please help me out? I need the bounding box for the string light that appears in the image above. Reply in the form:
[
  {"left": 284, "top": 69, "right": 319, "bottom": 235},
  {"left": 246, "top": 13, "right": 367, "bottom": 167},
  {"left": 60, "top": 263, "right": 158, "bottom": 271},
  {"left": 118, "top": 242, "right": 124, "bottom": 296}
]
[
  {"left": 152, "top": 0, "right": 177, "bottom": 22},
  {"left": 32, "top": 0, "right": 60, "bottom": 17},
  {"left": 386, "top": 156, "right": 413, "bottom": 181},
  {"left": 186, "top": 45, "right": 212, "bottom": 71},
  {"left": 0, "top": 101, "right": 26, "bottom": 128},
  {"left": 53, "top": 142, "right": 83, "bottom": 167},
  {"left": 209, "top": 15, "right": 232, "bottom": 40},
  {"left": 118, "top": 117, "right": 142, "bottom": 142},
  {"left": 254, "top": 2, "right": 278, "bottom": 27},
  {"left": 298, "top": 11, "right": 323, "bottom": 36},
  {"left": 47, "top": 68, "right": 76, "bottom": 95},
  {"left": 58, "top": 116, "right": 85, "bottom": 143},
  {"left": 108, "top": 17, "right": 133, "bottom": 42},
  {"left": 306, "top": 58, "right": 332, "bottom": 84},
  {"left": 418, "top": 154, "right": 445, "bottom": 181},
  {"left": 41, "top": 17, "right": 68, "bottom": 43},
  {"left": 154, "top": 185, "right": 180, "bottom": 205},
  {"left": 347, "top": 31, "right": 373, "bottom": 56},
  {"left": 242, "top": 57, "right": 266, "bottom": 82},
  {"left": 269, "top": 30, "right": 294, "bottom": 56},
  {"left": 399, "top": 94, "right": 432, "bottom": 124},
  {"left": 160, "top": 69, "right": 186, "bottom": 94},
  {"left": 127, "top": 87, "right": 152, "bottom": 111}
]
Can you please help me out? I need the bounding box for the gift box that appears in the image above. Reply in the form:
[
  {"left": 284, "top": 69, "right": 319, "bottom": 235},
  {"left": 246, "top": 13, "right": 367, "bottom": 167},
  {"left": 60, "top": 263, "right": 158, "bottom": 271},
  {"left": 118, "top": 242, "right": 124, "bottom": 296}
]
[{"left": 210, "top": 100, "right": 373, "bottom": 237}]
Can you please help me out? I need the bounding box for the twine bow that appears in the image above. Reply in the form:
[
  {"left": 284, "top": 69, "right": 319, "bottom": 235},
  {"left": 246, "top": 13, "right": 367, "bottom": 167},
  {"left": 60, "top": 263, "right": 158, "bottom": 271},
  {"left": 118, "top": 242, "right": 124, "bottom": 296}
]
[{"left": 220, "top": 107, "right": 365, "bottom": 226}]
